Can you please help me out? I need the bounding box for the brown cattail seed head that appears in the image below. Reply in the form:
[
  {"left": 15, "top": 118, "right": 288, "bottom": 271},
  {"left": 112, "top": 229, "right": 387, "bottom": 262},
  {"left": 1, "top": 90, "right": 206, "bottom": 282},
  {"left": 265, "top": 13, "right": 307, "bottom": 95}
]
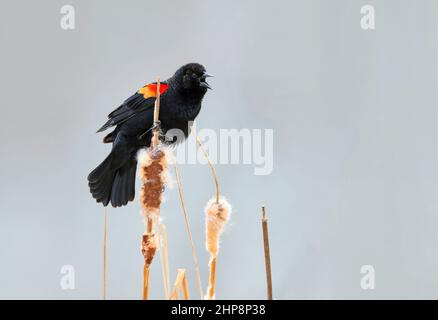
[
  {"left": 205, "top": 197, "right": 232, "bottom": 257},
  {"left": 141, "top": 233, "right": 157, "bottom": 267},
  {"left": 137, "top": 146, "right": 171, "bottom": 221}
]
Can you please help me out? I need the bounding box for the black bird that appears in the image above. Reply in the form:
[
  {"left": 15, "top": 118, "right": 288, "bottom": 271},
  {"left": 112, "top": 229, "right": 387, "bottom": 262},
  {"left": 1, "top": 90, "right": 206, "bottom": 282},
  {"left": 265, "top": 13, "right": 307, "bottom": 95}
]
[{"left": 88, "top": 63, "right": 211, "bottom": 207}]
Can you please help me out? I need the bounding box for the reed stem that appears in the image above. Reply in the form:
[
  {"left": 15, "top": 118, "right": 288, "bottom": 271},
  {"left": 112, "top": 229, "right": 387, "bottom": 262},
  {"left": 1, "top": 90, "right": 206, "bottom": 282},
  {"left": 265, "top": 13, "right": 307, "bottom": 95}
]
[
  {"left": 142, "top": 265, "right": 150, "bottom": 300},
  {"left": 103, "top": 208, "right": 108, "bottom": 300},
  {"left": 207, "top": 256, "right": 217, "bottom": 299},
  {"left": 152, "top": 79, "right": 161, "bottom": 147},
  {"left": 182, "top": 271, "right": 190, "bottom": 300},
  {"left": 162, "top": 224, "right": 171, "bottom": 298},
  {"left": 169, "top": 269, "right": 190, "bottom": 300},
  {"left": 262, "top": 206, "right": 272, "bottom": 300},
  {"left": 156, "top": 218, "right": 169, "bottom": 299},
  {"left": 191, "top": 128, "right": 220, "bottom": 203},
  {"left": 174, "top": 164, "right": 204, "bottom": 299}
]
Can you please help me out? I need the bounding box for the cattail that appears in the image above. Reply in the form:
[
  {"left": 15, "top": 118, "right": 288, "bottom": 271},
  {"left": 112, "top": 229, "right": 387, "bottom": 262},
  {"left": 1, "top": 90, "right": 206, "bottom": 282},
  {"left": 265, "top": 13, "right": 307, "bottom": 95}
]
[
  {"left": 138, "top": 146, "right": 171, "bottom": 222},
  {"left": 204, "top": 197, "right": 232, "bottom": 300},
  {"left": 137, "top": 145, "right": 171, "bottom": 299},
  {"left": 205, "top": 198, "right": 232, "bottom": 257},
  {"left": 190, "top": 127, "right": 232, "bottom": 300},
  {"left": 138, "top": 78, "right": 171, "bottom": 299}
]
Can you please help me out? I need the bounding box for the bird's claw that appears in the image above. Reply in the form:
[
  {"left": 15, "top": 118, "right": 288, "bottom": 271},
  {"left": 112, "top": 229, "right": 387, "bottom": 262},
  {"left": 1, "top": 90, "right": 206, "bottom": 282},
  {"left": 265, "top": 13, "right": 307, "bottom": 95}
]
[{"left": 137, "top": 121, "right": 162, "bottom": 140}]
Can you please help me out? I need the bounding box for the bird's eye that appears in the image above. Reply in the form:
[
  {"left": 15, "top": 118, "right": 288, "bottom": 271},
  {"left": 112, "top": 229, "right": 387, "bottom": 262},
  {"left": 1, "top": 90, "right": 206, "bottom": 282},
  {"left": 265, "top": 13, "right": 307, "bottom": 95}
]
[{"left": 191, "top": 73, "right": 197, "bottom": 79}]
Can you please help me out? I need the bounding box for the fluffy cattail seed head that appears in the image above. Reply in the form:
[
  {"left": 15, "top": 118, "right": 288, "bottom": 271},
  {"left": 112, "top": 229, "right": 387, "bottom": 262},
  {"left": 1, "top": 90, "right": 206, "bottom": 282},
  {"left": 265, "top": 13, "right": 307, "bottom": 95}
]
[
  {"left": 205, "top": 197, "right": 232, "bottom": 257},
  {"left": 137, "top": 146, "right": 171, "bottom": 221}
]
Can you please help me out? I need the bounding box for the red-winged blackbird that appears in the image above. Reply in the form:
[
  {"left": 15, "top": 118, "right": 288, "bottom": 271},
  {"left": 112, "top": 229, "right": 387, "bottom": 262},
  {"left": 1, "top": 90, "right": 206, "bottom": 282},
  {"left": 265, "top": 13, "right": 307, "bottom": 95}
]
[{"left": 88, "top": 63, "right": 211, "bottom": 207}]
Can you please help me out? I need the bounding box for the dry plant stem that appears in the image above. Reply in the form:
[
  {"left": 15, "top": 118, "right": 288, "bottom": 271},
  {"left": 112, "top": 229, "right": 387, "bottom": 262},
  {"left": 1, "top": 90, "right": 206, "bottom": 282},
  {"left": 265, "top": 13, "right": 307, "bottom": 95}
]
[
  {"left": 152, "top": 79, "right": 161, "bottom": 147},
  {"left": 158, "top": 241, "right": 168, "bottom": 299},
  {"left": 170, "top": 269, "right": 190, "bottom": 300},
  {"left": 191, "top": 128, "right": 220, "bottom": 203},
  {"left": 103, "top": 208, "right": 108, "bottom": 300},
  {"left": 182, "top": 272, "right": 190, "bottom": 300},
  {"left": 262, "top": 206, "right": 273, "bottom": 300},
  {"left": 143, "top": 266, "right": 150, "bottom": 300},
  {"left": 207, "top": 257, "right": 217, "bottom": 299},
  {"left": 155, "top": 217, "right": 169, "bottom": 299},
  {"left": 174, "top": 164, "right": 204, "bottom": 299},
  {"left": 161, "top": 224, "right": 171, "bottom": 298},
  {"left": 147, "top": 218, "right": 153, "bottom": 233}
]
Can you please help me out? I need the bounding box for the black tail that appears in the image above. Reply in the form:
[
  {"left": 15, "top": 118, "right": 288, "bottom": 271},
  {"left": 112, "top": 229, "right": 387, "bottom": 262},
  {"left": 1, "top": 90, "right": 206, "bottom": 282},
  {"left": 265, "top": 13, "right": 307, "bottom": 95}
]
[{"left": 88, "top": 152, "right": 137, "bottom": 207}]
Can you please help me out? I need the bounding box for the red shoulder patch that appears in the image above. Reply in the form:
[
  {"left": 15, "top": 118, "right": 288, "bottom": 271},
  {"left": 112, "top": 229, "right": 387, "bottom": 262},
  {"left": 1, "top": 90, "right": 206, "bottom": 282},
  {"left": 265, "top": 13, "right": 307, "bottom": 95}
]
[{"left": 138, "top": 82, "right": 169, "bottom": 99}]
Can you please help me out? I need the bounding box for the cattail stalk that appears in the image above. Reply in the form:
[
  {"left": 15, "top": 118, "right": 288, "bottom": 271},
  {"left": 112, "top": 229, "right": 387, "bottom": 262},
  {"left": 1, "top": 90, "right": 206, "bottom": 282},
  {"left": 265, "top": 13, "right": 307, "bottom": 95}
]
[
  {"left": 161, "top": 224, "right": 171, "bottom": 298},
  {"left": 262, "top": 206, "right": 273, "bottom": 300},
  {"left": 142, "top": 267, "right": 150, "bottom": 299},
  {"left": 182, "top": 270, "right": 190, "bottom": 300},
  {"left": 169, "top": 269, "right": 190, "bottom": 300},
  {"left": 174, "top": 164, "right": 204, "bottom": 299},
  {"left": 156, "top": 218, "right": 169, "bottom": 299},
  {"left": 139, "top": 78, "right": 168, "bottom": 299},
  {"left": 155, "top": 220, "right": 171, "bottom": 299},
  {"left": 206, "top": 256, "right": 217, "bottom": 299},
  {"left": 103, "top": 208, "right": 108, "bottom": 300},
  {"left": 191, "top": 128, "right": 220, "bottom": 203},
  {"left": 152, "top": 79, "right": 161, "bottom": 147}
]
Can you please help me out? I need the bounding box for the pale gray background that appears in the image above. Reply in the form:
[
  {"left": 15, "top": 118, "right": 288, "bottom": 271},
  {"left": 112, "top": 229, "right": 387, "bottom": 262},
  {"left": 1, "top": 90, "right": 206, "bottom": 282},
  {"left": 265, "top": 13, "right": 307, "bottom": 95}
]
[{"left": 1, "top": 0, "right": 437, "bottom": 299}]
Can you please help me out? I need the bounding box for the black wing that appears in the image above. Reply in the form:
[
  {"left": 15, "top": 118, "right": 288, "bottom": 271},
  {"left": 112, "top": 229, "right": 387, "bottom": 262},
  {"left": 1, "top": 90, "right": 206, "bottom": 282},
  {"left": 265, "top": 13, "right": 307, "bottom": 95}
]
[{"left": 96, "top": 92, "right": 155, "bottom": 133}]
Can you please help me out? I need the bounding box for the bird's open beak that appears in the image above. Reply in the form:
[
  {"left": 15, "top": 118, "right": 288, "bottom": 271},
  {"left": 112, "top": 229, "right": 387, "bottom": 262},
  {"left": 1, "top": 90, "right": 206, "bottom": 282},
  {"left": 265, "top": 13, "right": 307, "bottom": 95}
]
[{"left": 200, "top": 72, "right": 213, "bottom": 90}]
